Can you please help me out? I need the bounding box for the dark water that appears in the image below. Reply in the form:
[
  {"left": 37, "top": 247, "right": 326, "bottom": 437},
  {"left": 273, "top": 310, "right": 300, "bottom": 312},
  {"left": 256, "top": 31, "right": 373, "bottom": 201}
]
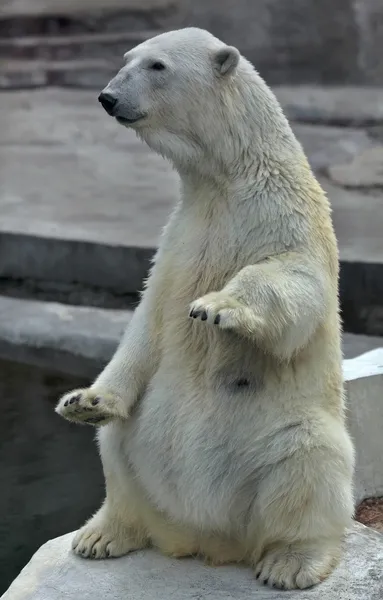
[{"left": 0, "top": 359, "right": 104, "bottom": 594}]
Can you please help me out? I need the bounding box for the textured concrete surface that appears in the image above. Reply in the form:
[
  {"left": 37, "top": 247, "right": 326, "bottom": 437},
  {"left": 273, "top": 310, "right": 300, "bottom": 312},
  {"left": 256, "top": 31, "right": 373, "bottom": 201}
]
[{"left": 3, "top": 524, "right": 383, "bottom": 600}]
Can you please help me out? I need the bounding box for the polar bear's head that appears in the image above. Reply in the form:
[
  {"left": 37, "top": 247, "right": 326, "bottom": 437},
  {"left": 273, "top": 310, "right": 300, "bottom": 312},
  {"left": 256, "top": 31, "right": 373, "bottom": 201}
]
[{"left": 98, "top": 28, "right": 244, "bottom": 166}]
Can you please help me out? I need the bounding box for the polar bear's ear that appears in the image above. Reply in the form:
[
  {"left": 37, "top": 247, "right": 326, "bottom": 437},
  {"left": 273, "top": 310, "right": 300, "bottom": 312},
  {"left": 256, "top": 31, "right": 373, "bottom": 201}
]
[{"left": 213, "top": 45, "right": 240, "bottom": 77}]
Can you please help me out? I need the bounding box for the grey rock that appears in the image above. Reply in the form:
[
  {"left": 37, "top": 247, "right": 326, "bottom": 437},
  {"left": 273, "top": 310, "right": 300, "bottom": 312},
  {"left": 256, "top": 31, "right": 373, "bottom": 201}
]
[{"left": 2, "top": 524, "right": 383, "bottom": 599}]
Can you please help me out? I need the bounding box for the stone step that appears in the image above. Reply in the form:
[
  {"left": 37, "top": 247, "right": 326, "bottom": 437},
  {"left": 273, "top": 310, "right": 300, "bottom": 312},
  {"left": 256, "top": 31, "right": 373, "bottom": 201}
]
[
  {"left": 0, "top": 294, "right": 381, "bottom": 378},
  {"left": 0, "top": 58, "right": 120, "bottom": 89},
  {"left": 0, "top": 30, "right": 160, "bottom": 61}
]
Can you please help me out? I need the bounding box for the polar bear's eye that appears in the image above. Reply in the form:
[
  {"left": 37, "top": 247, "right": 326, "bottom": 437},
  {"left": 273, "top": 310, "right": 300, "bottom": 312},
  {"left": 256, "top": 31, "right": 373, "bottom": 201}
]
[{"left": 150, "top": 61, "right": 166, "bottom": 71}]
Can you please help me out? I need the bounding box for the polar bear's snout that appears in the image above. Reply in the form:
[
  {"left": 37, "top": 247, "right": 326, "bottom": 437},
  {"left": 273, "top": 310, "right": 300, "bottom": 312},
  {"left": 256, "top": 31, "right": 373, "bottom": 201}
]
[
  {"left": 98, "top": 85, "right": 146, "bottom": 126},
  {"left": 98, "top": 92, "right": 118, "bottom": 116}
]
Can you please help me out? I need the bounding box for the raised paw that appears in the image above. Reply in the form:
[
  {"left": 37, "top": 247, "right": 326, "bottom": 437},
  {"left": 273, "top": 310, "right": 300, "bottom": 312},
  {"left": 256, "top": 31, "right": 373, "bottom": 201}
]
[
  {"left": 189, "top": 292, "right": 264, "bottom": 336},
  {"left": 72, "top": 521, "right": 143, "bottom": 559},
  {"left": 254, "top": 542, "right": 340, "bottom": 590},
  {"left": 55, "top": 388, "right": 122, "bottom": 426},
  {"left": 189, "top": 292, "right": 242, "bottom": 326}
]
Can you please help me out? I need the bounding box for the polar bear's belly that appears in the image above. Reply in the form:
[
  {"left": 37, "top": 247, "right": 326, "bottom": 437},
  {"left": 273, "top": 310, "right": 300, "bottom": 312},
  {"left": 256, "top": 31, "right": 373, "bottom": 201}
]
[{"left": 125, "top": 365, "right": 267, "bottom": 530}]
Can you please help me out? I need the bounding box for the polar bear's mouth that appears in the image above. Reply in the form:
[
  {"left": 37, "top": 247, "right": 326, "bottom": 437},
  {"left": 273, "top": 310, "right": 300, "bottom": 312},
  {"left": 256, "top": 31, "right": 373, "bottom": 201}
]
[{"left": 116, "top": 115, "right": 145, "bottom": 126}]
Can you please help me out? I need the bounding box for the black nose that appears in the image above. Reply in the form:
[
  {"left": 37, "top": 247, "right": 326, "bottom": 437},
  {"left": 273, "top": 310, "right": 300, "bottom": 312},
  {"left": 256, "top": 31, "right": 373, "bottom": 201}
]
[{"left": 98, "top": 92, "right": 117, "bottom": 115}]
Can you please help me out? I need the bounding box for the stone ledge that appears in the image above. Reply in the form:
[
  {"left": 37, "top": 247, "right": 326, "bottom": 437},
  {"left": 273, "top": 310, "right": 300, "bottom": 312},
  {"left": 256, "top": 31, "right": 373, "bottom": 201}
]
[
  {"left": 274, "top": 86, "right": 383, "bottom": 126},
  {"left": 2, "top": 523, "right": 383, "bottom": 599},
  {"left": 0, "top": 58, "right": 118, "bottom": 89},
  {"left": 0, "top": 295, "right": 381, "bottom": 377},
  {"left": 0, "top": 296, "right": 130, "bottom": 377}
]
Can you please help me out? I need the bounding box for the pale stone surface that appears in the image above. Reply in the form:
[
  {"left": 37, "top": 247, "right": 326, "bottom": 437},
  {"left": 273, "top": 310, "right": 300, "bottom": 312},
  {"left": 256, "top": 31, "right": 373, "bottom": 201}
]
[
  {"left": 344, "top": 348, "right": 383, "bottom": 504},
  {"left": 328, "top": 147, "right": 383, "bottom": 188},
  {"left": 2, "top": 524, "right": 383, "bottom": 599}
]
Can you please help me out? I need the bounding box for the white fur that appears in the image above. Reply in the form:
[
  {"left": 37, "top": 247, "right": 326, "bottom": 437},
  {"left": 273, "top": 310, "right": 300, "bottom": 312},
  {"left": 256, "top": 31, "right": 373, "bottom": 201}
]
[{"left": 56, "top": 28, "right": 354, "bottom": 590}]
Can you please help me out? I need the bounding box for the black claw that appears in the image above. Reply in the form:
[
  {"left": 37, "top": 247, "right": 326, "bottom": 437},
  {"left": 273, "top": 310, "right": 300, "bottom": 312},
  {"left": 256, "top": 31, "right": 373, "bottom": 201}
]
[
  {"left": 189, "top": 310, "right": 194, "bottom": 318},
  {"left": 263, "top": 579, "right": 269, "bottom": 586},
  {"left": 70, "top": 394, "right": 81, "bottom": 404},
  {"left": 214, "top": 314, "right": 221, "bottom": 325},
  {"left": 201, "top": 311, "right": 208, "bottom": 321},
  {"left": 91, "top": 397, "right": 100, "bottom": 406},
  {"left": 64, "top": 400, "right": 69, "bottom": 406}
]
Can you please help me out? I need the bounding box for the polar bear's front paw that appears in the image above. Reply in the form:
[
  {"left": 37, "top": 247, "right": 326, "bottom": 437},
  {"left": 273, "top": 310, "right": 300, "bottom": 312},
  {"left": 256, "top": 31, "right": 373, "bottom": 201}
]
[
  {"left": 190, "top": 292, "right": 241, "bottom": 325},
  {"left": 55, "top": 388, "right": 123, "bottom": 426},
  {"left": 189, "top": 292, "right": 263, "bottom": 335}
]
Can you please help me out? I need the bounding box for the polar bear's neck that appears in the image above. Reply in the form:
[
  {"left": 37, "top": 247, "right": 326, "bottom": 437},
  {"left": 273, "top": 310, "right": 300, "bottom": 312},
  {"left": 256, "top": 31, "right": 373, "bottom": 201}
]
[{"left": 139, "top": 61, "right": 308, "bottom": 201}]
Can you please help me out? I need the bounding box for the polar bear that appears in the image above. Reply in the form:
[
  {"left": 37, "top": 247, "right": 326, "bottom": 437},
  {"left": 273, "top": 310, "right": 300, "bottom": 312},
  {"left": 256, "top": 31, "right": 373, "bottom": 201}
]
[{"left": 56, "top": 28, "right": 354, "bottom": 590}]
